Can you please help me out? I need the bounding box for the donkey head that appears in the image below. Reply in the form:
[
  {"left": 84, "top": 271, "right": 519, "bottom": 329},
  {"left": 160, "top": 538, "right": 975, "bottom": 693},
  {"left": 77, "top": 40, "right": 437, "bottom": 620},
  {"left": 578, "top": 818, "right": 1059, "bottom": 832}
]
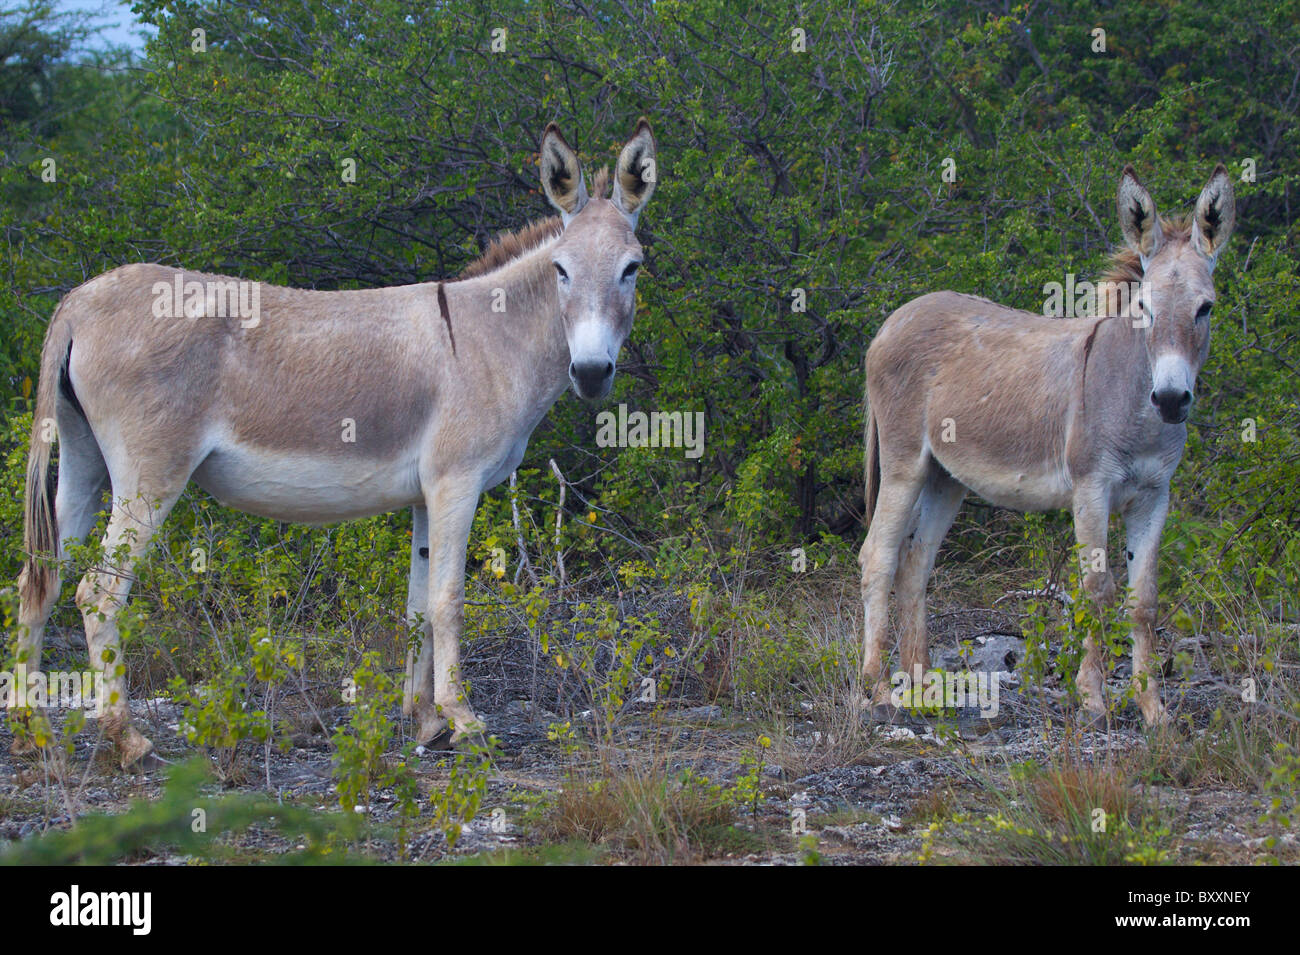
[
  {"left": 539, "top": 119, "right": 657, "bottom": 401},
  {"left": 1118, "top": 164, "right": 1235, "bottom": 424}
]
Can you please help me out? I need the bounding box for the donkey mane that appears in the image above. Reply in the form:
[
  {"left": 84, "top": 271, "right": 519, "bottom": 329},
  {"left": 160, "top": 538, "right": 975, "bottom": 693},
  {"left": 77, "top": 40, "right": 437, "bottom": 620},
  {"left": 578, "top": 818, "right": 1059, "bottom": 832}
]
[
  {"left": 457, "top": 167, "right": 611, "bottom": 281},
  {"left": 1098, "top": 213, "right": 1193, "bottom": 287}
]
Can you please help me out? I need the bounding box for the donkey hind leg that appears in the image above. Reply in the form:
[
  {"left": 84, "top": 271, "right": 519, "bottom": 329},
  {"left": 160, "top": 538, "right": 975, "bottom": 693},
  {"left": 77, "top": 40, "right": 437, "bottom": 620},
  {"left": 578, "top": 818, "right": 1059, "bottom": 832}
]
[
  {"left": 1071, "top": 484, "right": 1117, "bottom": 724},
  {"left": 1124, "top": 490, "right": 1171, "bottom": 726},
  {"left": 76, "top": 486, "right": 180, "bottom": 768},
  {"left": 10, "top": 413, "right": 108, "bottom": 756},
  {"left": 859, "top": 463, "right": 928, "bottom": 708},
  {"left": 893, "top": 468, "right": 966, "bottom": 683},
  {"left": 402, "top": 506, "right": 447, "bottom": 736}
]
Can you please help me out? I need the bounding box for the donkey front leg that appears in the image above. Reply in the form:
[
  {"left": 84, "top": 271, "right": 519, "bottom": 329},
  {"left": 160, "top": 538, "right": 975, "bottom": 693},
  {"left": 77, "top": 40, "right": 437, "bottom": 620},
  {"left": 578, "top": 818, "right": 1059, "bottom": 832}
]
[
  {"left": 402, "top": 505, "right": 433, "bottom": 720},
  {"left": 1071, "top": 484, "right": 1116, "bottom": 722},
  {"left": 410, "top": 478, "right": 485, "bottom": 747},
  {"left": 1124, "top": 490, "right": 1171, "bottom": 726}
]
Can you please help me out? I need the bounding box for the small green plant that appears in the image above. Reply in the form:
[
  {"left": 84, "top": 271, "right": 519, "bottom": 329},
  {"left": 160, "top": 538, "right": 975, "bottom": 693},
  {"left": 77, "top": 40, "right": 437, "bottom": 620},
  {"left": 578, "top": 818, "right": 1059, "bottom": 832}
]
[
  {"left": 0, "top": 758, "right": 358, "bottom": 865},
  {"left": 171, "top": 647, "right": 281, "bottom": 783},
  {"left": 1016, "top": 518, "right": 1137, "bottom": 725},
  {"left": 330, "top": 652, "right": 425, "bottom": 856},
  {"left": 546, "top": 719, "right": 582, "bottom": 759},
  {"left": 1261, "top": 735, "right": 1300, "bottom": 858},
  {"left": 798, "top": 833, "right": 822, "bottom": 865},
  {"left": 728, "top": 734, "right": 771, "bottom": 815},
  {"left": 332, "top": 652, "right": 403, "bottom": 809},
  {"left": 429, "top": 739, "right": 497, "bottom": 851}
]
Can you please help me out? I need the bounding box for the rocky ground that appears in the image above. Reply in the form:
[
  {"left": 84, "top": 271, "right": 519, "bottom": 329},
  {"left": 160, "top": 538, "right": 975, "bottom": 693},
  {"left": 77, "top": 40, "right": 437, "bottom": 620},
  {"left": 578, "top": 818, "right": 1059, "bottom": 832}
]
[{"left": 1, "top": 612, "right": 1295, "bottom": 866}]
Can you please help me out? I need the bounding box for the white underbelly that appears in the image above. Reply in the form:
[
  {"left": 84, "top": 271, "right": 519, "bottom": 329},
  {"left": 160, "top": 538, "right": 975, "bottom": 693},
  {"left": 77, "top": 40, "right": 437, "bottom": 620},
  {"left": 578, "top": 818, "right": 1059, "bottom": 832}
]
[
  {"left": 192, "top": 441, "right": 422, "bottom": 523},
  {"left": 949, "top": 463, "right": 1073, "bottom": 512}
]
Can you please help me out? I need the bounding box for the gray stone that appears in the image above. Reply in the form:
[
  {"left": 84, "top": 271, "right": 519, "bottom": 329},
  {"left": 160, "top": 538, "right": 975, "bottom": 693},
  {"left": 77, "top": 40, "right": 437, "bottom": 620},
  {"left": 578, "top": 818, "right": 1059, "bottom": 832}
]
[{"left": 679, "top": 704, "right": 724, "bottom": 721}]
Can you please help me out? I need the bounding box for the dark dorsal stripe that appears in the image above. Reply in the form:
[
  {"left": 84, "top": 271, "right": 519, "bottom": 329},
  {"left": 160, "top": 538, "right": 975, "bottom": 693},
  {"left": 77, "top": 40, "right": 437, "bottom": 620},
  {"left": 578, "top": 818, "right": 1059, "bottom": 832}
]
[
  {"left": 436, "top": 281, "right": 455, "bottom": 355},
  {"left": 1079, "top": 318, "right": 1103, "bottom": 410}
]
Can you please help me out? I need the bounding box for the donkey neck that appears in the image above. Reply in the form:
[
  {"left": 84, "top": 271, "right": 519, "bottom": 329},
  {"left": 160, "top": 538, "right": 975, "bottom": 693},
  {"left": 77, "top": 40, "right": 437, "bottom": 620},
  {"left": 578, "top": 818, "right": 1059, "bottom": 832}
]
[
  {"left": 1084, "top": 308, "right": 1184, "bottom": 453},
  {"left": 444, "top": 237, "right": 571, "bottom": 412}
]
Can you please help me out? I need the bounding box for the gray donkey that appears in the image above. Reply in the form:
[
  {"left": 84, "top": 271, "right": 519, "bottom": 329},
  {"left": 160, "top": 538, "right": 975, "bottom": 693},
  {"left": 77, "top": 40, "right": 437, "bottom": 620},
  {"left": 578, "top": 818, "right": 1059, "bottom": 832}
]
[
  {"left": 858, "top": 165, "right": 1235, "bottom": 725},
  {"left": 13, "top": 120, "right": 658, "bottom": 767}
]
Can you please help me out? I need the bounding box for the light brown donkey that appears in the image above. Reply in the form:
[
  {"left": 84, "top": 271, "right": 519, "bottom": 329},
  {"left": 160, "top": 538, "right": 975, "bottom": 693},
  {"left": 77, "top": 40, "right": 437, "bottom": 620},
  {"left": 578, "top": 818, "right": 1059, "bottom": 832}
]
[
  {"left": 858, "top": 165, "right": 1235, "bottom": 725},
  {"left": 12, "top": 120, "right": 658, "bottom": 767}
]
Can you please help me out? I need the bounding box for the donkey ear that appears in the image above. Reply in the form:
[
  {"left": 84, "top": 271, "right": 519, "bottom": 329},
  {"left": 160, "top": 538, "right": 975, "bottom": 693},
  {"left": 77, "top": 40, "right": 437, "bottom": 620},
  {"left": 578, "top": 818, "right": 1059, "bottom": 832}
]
[
  {"left": 612, "top": 118, "right": 657, "bottom": 227},
  {"left": 1117, "top": 165, "right": 1164, "bottom": 262},
  {"left": 1192, "top": 164, "right": 1236, "bottom": 264},
  {"left": 540, "top": 123, "right": 588, "bottom": 224}
]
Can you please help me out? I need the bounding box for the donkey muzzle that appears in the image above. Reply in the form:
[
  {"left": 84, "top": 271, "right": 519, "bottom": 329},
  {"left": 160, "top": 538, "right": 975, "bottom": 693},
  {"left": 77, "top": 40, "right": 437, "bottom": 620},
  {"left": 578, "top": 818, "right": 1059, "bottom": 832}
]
[
  {"left": 1151, "top": 386, "right": 1192, "bottom": 424},
  {"left": 570, "top": 359, "right": 614, "bottom": 400},
  {"left": 1150, "top": 353, "right": 1194, "bottom": 424}
]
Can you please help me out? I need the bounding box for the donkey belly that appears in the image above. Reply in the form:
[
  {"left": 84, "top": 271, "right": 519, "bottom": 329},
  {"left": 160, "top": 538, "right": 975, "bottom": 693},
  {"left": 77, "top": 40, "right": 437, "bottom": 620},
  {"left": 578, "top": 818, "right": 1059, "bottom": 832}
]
[
  {"left": 192, "top": 440, "right": 422, "bottom": 523},
  {"left": 936, "top": 453, "right": 1073, "bottom": 512}
]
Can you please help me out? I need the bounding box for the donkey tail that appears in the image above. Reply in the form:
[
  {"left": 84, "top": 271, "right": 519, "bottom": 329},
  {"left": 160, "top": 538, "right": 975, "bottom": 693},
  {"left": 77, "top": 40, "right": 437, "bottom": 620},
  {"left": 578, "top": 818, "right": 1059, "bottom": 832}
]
[
  {"left": 863, "top": 399, "right": 880, "bottom": 535},
  {"left": 19, "top": 304, "right": 74, "bottom": 609}
]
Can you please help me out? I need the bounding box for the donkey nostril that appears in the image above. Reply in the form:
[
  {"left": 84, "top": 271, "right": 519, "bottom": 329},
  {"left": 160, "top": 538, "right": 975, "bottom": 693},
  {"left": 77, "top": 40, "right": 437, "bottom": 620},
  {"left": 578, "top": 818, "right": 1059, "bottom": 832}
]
[
  {"left": 1150, "top": 390, "right": 1159, "bottom": 406},
  {"left": 602, "top": 361, "right": 614, "bottom": 378},
  {"left": 1179, "top": 390, "right": 1192, "bottom": 407}
]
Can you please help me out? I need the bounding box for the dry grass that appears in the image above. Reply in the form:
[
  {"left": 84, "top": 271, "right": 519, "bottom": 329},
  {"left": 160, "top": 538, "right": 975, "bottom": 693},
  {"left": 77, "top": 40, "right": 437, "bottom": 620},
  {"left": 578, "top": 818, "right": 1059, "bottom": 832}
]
[
  {"left": 923, "top": 747, "right": 1177, "bottom": 865},
  {"left": 542, "top": 758, "right": 740, "bottom": 863},
  {"left": 1023, "top": 758, "right": 1131, "bottom": 831}
]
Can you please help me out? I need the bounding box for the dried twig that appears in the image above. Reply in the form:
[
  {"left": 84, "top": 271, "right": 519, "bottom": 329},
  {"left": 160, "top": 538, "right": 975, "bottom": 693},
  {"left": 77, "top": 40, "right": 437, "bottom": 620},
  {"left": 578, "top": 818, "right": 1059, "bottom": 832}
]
[
  {"left": 996, "top": 582, "right": 1074, "bottom": 607},
  {"left": 548, "top": 458, "right": 567, "bottom": 587},
  {"left": 508, "top": 471, "right": 538, "bottom": 587}
]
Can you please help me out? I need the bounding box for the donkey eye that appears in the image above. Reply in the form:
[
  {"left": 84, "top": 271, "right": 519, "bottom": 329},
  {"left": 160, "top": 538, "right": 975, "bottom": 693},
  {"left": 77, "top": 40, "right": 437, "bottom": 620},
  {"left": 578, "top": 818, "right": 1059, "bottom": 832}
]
[
  {"left": 621, "top": 262, "right": 640, "bottom": 282},
  {"left": 1195, "top": 301, "right": 1212, "bottom": 321},
  {"left": 553, "top": 263, "right": 569, "bottom": 282}
]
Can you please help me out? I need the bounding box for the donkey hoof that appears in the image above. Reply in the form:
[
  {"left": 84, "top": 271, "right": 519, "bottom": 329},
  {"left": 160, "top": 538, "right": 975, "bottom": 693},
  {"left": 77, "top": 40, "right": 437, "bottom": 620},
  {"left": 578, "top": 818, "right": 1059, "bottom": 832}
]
[
  {"left": 450, "top": 722, "right": 489, "bottom": 750},
  {"left": 418, "top": 727, "right": 455, "bottom": 752},
  {"left": 1078, "top": 708, "right": 1109, "bottom": 731},
  {"left": 8, "top": 709, "right": 51, "bottom": 755},
  {"left": 414, "top": 714, "right": 451, "bottom": 750},
  {"left": 9, "top": 736, "right": 40, "bottom": 758},
  {"left": 135, "top": 751, "right": 172, "bottom": 772},
  {"left": 1143, "top": 706, "right": 1179, "bottom": 736},
  {"left": 868, "top": 704, "right": 907, "bottom": 725},
  {"left": 117, "top": 729, "right": 156, "bottom": 770},
  {"left": 1141, "top": 699, "right": 1171, "bottom": 725}
]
